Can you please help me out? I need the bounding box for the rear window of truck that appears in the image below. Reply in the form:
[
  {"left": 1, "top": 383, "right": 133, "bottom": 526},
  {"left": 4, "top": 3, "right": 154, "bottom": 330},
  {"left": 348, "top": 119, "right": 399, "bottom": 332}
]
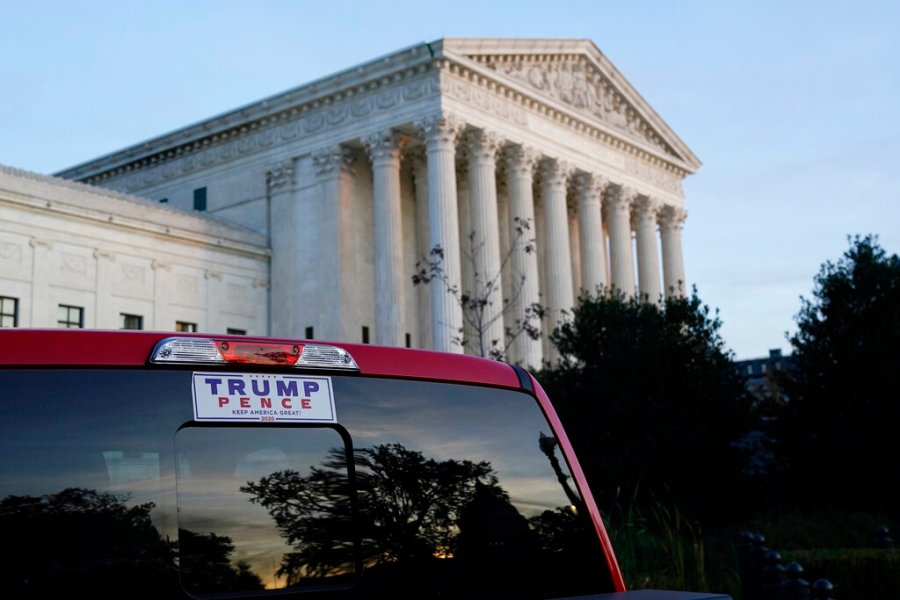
[{"left": 0, "top": 368, "right": 612, "bottom": 599}]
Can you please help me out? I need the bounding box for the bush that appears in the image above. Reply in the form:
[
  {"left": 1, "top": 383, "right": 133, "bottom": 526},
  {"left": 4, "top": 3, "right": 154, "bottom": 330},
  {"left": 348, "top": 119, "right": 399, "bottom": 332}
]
[{"left": 781, "top": 548, "right": 900, "bottom": 599}]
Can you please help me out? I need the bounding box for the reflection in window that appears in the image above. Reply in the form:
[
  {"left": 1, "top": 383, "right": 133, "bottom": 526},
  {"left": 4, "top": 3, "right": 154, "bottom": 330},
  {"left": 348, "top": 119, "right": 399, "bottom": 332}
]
[{"left": 175, "top": 427, "right": 350, "bottom": 593}]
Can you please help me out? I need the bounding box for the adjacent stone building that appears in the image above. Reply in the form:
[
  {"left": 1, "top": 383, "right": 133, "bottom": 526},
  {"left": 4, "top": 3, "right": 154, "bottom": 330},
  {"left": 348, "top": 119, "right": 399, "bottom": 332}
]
[
  {"left": 0, "top": 165, "right": 269, "bottom": 334},
  {"left": 4, "top": 38, "right": 700, "bottom": 367}
]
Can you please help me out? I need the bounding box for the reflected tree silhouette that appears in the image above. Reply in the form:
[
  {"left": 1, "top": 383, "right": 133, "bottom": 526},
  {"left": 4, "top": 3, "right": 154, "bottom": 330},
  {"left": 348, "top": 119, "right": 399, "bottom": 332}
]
[
  {"left": 241, "top": 442, "right": 499, "bottom": 584},
  {"left": 0, "top": 487, "right": 265, "bottom": 596},
  {"left": 179, "top": 528, "right": 265, "bottom": 593},
  {"left": 0, "top": 487, "right": 177, "bottom": 595},
  {"left": 241, "top": 441, "right": 605, "bottom": 597}
]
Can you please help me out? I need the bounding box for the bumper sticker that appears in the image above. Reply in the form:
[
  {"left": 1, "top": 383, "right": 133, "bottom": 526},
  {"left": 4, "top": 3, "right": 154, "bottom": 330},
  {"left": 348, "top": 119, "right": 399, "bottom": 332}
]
[{"left": 191, "top": 372, "right": 336, "bottom": 423}]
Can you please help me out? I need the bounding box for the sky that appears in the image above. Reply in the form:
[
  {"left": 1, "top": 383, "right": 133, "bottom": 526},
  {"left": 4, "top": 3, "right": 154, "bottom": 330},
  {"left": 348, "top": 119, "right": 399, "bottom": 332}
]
[{"left": 1, "top": 0, "right": 898, "bottom": 360}]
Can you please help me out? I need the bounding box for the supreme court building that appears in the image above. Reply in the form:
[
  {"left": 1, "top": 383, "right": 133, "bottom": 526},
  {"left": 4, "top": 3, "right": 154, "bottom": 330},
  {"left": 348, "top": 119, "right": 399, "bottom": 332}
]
[{"left": 4, "top": 38, "right": 700, "bottom": 367}]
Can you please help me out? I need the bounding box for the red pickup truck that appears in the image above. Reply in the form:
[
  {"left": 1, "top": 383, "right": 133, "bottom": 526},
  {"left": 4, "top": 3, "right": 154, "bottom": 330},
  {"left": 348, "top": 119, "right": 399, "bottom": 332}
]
[{"left": 0, "top": 329, "right": 730, "bottom": 599}]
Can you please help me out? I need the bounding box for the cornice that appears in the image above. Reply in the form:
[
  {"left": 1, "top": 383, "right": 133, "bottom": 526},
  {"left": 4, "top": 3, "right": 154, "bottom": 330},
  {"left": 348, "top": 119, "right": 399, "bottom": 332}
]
[{"left": 0, "top": 165, "right": 268, "bottom": 256}]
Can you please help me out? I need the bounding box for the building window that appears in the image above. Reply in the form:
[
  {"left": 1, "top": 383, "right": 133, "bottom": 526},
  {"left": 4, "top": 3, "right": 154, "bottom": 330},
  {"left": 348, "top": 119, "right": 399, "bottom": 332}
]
[
  {"left": 176, "top": 321, "right": 197, "bottom": 333},
  {"left": 120, "top": 313, "right": 143, "bottom": 330},
  {"left": 362, "top": 326, "right": 370, "bottom": 344},
  {"left": 159, "top": 198, "right": 168, "bottom": 203},
  {"left": 57, "top": 305, "right": 84, "bottom": 328},
  {"left": 193, "top": 187, "right": 207, "bottom": 211},
  {"left": 305, "top": 326, "right": 314, "bottom": 339},
  {"left": 0, "top": 296, "right": 18, "bottom": 327},
  {"left": 405, "top": 333, "right": 411, "bottom": 348},
  {"left": 226, "top": 328, "right": 246, "bottom": 335}
]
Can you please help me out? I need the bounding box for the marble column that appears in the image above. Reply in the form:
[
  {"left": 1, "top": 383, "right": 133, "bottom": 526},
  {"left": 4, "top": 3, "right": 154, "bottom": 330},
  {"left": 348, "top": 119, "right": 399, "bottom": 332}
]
[
  {"left": 504, "top": 145, "right": 542, "bottom": 368},
  {"left": 312, "top": 147, "right": 356, "bottom": 342},
  {"left": 574, "top": 172, "right": 609, "bottom": 296},
  {"left": 540, "top": 158, "right": 574, "bottom": 348},
  {"left": 606, "top": 185, "right": 636, "bottom": 296},
  {"left": 417, "top": 113, "right": 465, "bottom": 353},
  {"left": 659, "top": 205, "right": 688, "bottom": 298},
  {"left": 466, "top": 129, "right": 505, "bottom": 357},
  {"left": 455, "top": 158, "right": 476, "bottom": 350},
  {"left": 633, "top": 196, "right": 662, "bottom": 303},
  {"left": 365, "top": 130, "right": 407, "bottom": 347},
  {"left": 410, "top": 147, "right": 432, "bottom": 349},
  {"left": 268, "top": 158, "right": 303, "bottom": 338},
  {"left": 569, "top": 205, "right": 582, "bottom": 298}
]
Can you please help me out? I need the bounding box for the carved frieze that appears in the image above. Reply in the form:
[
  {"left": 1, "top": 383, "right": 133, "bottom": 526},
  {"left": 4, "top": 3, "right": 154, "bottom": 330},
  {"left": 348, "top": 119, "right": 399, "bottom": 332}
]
[
  {"left": 0, "top": 241, "right": 22, "bottom": 263},
  {"left": 95, "top": 75, "right": 441, "bottom": 192},
  {"left": 61, "top": 253, "right": 87, "bottom": 274},
  {"left": 478, "top": 56, "right": 675, "bottom": 157},
  {"left": 624, "top": 157, "right": 683, "bottom": 195}
]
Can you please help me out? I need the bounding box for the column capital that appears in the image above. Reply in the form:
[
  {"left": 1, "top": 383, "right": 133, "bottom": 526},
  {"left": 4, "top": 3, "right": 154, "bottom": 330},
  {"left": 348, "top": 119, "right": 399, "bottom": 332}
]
[
  {"left": 659, "top": 204, "right": 688, "bottom": 231},
  {"left": 363, "top": 129, "right": 410, "bottom": 164},
  {"left": 605, "top": 185, "right": 636, "bottom": 217},
  {"left": 465, "top": 128, "right": 505, "bottom": 163},
  {"left": 503, "top": 144, "right": 540, "bottom": 177},
  {"left": 312, "top": 146, "right": 356, "bottom": 177},
  {"left": 416, "top": 112, "right": 465, "bottom": 146},
  {"left": 539, "top": 158, "right": 574, "bottom": 189},
  {"left": 267, "top": 158, "right": 295, "bottom": 192},
  {"left": 632, "top": 195, "right": 661, "bottom": 226},
  {"left": 406, "top": 144, "right": 427, "bottom": 171},
  {"left": 29, "top": 237, "right": 52, "bottom": 250},
  {"left": 574, "top": 172, "right": 611, "bottom": 205},
  {"left": 93, "top": 249, "right": 116, "bottom": 262}
]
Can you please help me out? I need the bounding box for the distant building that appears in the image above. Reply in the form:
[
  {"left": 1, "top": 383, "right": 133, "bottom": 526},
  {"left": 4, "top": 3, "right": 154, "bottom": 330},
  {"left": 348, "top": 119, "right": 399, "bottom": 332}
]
[{"left": 735, "top": 348, "right": 795, "bottom": 399}]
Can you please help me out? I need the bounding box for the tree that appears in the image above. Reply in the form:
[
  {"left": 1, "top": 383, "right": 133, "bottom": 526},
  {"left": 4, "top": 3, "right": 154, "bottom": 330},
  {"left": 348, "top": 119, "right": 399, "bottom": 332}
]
[
  {"left": 771, "top": 234, "right": 900, "bottom": 510},
  {"left": 412, "top": 216, "right": 544, "bottom": 360},
  {"left": 537, "top": 287, "right": 755, "bottom": 520}
]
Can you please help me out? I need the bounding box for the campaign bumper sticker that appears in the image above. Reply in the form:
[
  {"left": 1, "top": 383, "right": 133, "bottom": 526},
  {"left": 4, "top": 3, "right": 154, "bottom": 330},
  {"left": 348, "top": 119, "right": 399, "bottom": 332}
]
[{"left": 192, "top": 372, "right": 336, "bottom": 423}]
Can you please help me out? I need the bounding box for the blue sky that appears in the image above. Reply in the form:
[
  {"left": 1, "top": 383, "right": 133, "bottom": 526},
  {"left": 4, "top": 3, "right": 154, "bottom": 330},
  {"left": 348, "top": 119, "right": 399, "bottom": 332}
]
[{"left": 2, "top": 0, "right": 898, "bottom": 359}]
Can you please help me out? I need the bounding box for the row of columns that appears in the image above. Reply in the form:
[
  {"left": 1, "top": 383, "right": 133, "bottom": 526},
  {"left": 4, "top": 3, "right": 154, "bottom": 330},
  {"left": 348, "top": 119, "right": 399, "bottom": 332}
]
[{"left": 320, "top": 114, "right": 687, "bottom": 367}]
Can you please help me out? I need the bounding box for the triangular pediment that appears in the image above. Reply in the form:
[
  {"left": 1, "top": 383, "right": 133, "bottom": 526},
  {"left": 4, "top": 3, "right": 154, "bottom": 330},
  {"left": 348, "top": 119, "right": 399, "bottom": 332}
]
[{"left": 440, "top": 38, "right": 700, "bottom": 170}]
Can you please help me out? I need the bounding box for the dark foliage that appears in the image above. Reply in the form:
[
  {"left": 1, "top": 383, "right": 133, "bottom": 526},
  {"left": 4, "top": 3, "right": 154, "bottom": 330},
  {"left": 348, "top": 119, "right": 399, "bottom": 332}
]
[
  {"left": 537, "top": 287, "right": 755, "bottom": 521},
  {"left": 771, "top": 234, "right": 900, "bottom": 511},
  {"left": 241, "top": 443, "right": 498, "bottom": 583}
]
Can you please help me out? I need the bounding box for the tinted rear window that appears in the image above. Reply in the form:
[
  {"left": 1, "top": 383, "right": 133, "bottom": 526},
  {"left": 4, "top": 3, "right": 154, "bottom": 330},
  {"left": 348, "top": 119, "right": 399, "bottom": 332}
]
[{"left": 0, "top": 369, "right": 612, "bottom": 598}]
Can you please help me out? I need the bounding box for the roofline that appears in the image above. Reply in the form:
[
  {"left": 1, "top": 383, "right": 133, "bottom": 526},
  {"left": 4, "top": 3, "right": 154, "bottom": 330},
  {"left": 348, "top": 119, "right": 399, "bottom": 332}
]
[{"left": 56, "top": 36, "right": 699, "bottom": 182}]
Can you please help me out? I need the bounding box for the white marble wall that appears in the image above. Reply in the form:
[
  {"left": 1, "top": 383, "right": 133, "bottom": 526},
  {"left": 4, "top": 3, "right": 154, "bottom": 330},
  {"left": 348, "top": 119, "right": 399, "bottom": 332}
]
[{"left": 0, "top": 167, "right": 269, "bottom": 334}]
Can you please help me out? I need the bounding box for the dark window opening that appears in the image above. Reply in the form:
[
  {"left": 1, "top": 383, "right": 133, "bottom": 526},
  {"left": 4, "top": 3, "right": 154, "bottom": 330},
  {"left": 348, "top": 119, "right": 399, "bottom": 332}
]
[
  {"left": 57, "top": 304, "right": 84, "bottom": 329},
  {"left": 159, "top": 198, "right": 168, "bottom": 203},
  {"left": 362, "top": 326, "right": 370, "bottom": 344},
  {"left": 226, "top": 328, "right": 246, "bottom": 335},
  {"left": 305, "top": 326, "right": 314, "bottom": 339},
  {"left": 405, "top": 332, "right": 411, "bottom": 348},
  {"left": 120, "top": 313, "right": 143, "bottom": 330},
  {"left": 0, "top": 296, "right": 18, "bottom": 327},
  {"left": 193, "top": 187, "right": 207, "bottom": 211}
]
